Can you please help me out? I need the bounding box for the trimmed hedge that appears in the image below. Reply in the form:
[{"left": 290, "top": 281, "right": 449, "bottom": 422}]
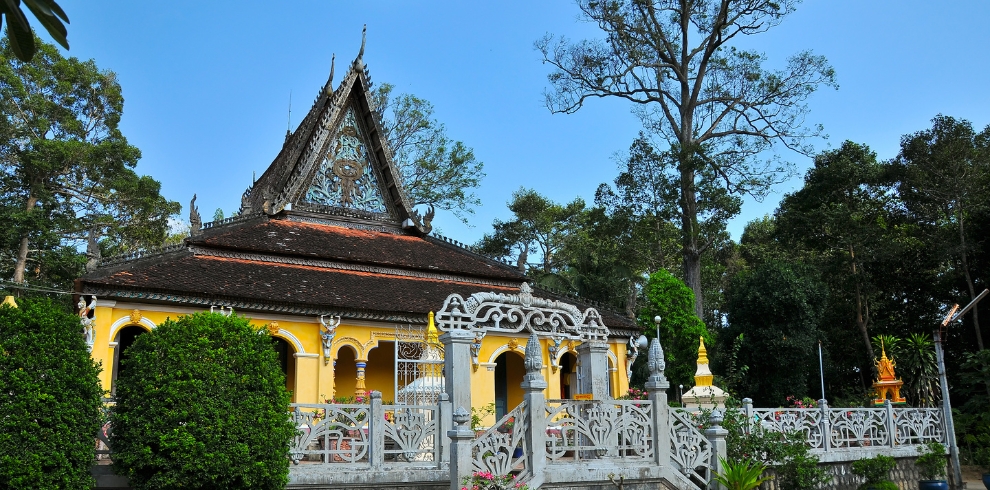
[
  {"left": 110, "top": 312, "right": 295, "bottom": 490},
  {"left": 0, "top": 297, "right": 104, "bottom": 489}
]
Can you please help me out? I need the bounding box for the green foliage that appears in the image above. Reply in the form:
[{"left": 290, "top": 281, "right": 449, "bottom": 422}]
[
  {"left": 915, "top": 441, "right": 947, "bottom": 480},
  {"left": 719, "top": 398, "right": 828, "bottom": 490},
  {"left": 957, "top": 349, "right": 990, "bottom": 470},
  {"left": 851, "top": 455, "right": 896, "bottom": 487},
  {"left": 110, "top": 312, "right": 296, "bottom": 490},
  {"left": 723, "top": 261, "right": 826, "bottom": 406},
  {"left": 872, "top": 334, "right": 939, "bottom": 407},
  {"left": 372, "top": 83, "right": 484, "bottom": 223},
  {"left": 0, "top": 37, "right": 179, "bottom": 288},
  {"left": 0, "top": 0, "right": 68, "bottom": 61},
  {"left": 477, "top": 188, "right": 585, "bottom": 275},
  {"left": 639, "top": 269, "right": 710, "bottom": 390},
  {"left": 0, "top": 298, "right": 103, "bottom": 489},
  {"left": 712, "top": 457, "right": 772, "bottom": 490},
  {"left": 471, "top": 403, "right": 496, "bottom": 431}
]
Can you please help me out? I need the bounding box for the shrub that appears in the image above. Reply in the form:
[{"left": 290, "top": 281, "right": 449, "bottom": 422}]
[
  {"left": 720, "top": 399, "right": 829, "bottom": 490},
  {"left": 915, "top": 441, "right": 947, "bottom": 480},
  {"left": 110, "top": 312, "right": 296, "bottom": 490},
  {"left": 462, "top": 471, "right": 529, "bottom": 490},
  {"left": 712, "top": 457, "right": 773, "bottom": 490},
  {"left": 851, "top": 455, "right": 896, "bottom": 490},
  {"left": 0, "top": 298, "right": 103, "bottom": 489}
]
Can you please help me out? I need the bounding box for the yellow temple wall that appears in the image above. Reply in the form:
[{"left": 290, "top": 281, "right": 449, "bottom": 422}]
[{"left": 90, "top": 301, "right": 633, "bottom": 419}]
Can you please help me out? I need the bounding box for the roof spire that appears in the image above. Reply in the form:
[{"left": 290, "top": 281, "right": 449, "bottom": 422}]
[
  {"left": 324, "top": 54, "right": 335, "bottom": 97},
  {"left": 357, "top": 25, "right": 366, "bottom": 62}
]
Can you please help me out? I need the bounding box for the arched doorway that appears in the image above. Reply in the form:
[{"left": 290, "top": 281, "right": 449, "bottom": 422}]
[
  {"left": 112, "top": 325, "right": 149, "bottom": 395},
  {"left": 559, "top": 352, "right": 578, "bottom": 399},
  {"left": 271, "top": 337, "right": 297, "bottom": 401},
  {"left": 334, "top": 345, "right": 358, "bottom": 400},
  {"left": 494, "top": 351, "right": 525, "bottom": 419}
]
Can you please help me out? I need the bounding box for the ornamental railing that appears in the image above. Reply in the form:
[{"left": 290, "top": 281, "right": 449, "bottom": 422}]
[
  {"left": 544, "top": 399, "right": 654, "bottom": 461},
  {"left": 737, "top": 398, "right": 945, "bottom": 453},
  {"left": 288, "top": 391, "right": 449, "bottom": 468}
]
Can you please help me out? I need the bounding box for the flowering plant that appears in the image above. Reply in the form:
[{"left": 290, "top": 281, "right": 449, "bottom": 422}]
[
  {"left": 618, "top": 388, "right": 648, "bottom": 400},
  {"left": 498, "top": 417, "right": 516, "bottom": 433},
  {"left": 461, "top": 471, "right": 528, "bottom": 490},
  {"left": 784, "top": 396, "right": 818, "bottom": 409}
]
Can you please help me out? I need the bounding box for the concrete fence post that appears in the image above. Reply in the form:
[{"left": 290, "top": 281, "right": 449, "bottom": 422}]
[
  {"left": 884, "top": 399, "right": 896, "bottom": 448},
  {"left": 369, "top": 391, "right": 385, "bottom": 468},
  {"left": 522, "top": 332, "right": 548, "bottom": 481},
  {"left": 441, "top": 330, "right": 475, "bottom": 418},
  {"left": 705, "top": 410, "right": 729, "bottom": 490},
  {"left": 819, "top": 398, "right": 830, "bottom": 452},
  {"left": 577, "top": 340, "right": 610, "bottom": 400},
  {"left": 448, "top": 406, "right": 474, "bottom": 490},
  {"left": 645, "top": 338, "right": 670, "bottom": 467},
  {"left": 742, "top": 398, "right": 753, "bottom": 435},
  {"left": 439, "top": 392, "right": 452, "bottom": 464}
]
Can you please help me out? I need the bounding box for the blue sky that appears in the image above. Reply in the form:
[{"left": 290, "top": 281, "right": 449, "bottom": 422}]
[{"left": 37, "top": 1, "right": 990, "bottom": 245}]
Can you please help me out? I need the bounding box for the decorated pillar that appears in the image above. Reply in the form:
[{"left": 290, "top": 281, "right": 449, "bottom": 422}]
[
  {"left": 354, "top": 360, "right": 367, "bottom": 398},
  {"left": 577, "top": 339, "right": 609, "bottom": 399},
  {"left": 645, "top": 337, "right": 670, "bottom": 467},
  {"left": 521, "top": 332, "right": 548, "bottom": 479},
  {"left": 441, "top": 329, "right": 474, "bottom": 415}
]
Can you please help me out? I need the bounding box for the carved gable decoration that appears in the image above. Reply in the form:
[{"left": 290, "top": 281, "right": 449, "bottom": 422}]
[{"left": 302, "top": 105, "right": 390, "bottom": 215}]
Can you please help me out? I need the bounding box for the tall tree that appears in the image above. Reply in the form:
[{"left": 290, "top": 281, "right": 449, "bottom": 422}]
[
  {"left": 0, "top": 38, "right": 178, "bottom": 288},
  {"left": 776, "top": 142, "right": 893, "bottom": 363},
  {"left": 538, "top": 0, "right": 836, "bottom": 317},
  {"left": 372, "top": 83, "right": 485, "bottom": 223},
  {"left": 476, "top": 188, "right": 585, "bottom": 279},
  {"left": 893, "top": 115, "right": 990, "bottom": 350}
]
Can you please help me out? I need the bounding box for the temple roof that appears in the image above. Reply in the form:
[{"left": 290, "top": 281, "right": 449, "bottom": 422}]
[{"left": 77, "top": 33, "right": 638, "bottom": 334}]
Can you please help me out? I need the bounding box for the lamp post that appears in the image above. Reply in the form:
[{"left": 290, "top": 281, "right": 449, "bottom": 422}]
[
  {"left": 678, "top": 384, "right": 683, "bottom": 405},
  {"left": 937, "top": 288, "right": 988, "bottom": 490}
]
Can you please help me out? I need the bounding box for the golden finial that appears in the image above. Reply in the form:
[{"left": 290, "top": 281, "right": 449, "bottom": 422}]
[
  {"left": 426, "top": 311, "right": 440, "bottom": 347},
  {"left": 698, "top": 336, "right": 709, "bottom": 365}
]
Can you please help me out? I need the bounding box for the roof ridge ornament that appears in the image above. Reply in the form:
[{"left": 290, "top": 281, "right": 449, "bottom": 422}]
[
  {"left": 324, "top": 53, "right": 335, "bottom": 97},
  {"left": 355, "top": 24, "right": 366, "bottom": 68}
]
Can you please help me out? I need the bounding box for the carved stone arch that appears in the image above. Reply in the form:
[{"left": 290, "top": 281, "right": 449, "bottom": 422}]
[
  {"left": 486, "top": 342, "right": 525, "bottom": 365},
  {"left": 109, "top": 315, "right": 156, "bottom": 343},
  {"left": 333, "top": 337, "right": 363, "bottom": 358},
  {"left": 606, "top": 349, "right": 618, "bottom": 368},
  {"left": 270, "top": 327, "right": 305, "bottom": 354}
]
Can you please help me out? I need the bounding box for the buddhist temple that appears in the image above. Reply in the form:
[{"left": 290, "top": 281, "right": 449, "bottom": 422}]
[
  {"left": 74, "top": 38, "right": 638, "bottom": 421},
  {"left": 681, "top": 336, "right": 728, "bottom": 409},
  {"left": 872, "top": 343, "right": 906, "bottom": 406}
]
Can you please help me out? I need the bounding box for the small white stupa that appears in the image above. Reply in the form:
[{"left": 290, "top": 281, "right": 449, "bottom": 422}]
[{"left": 682, "top": 336, "right": 728, "bottom": 409}]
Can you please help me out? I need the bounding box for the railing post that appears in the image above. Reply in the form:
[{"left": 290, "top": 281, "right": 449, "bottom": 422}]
[
  {"left": 705, "top": 410, "right": 729, "bottom": 490},
  {"left": 522, "top": 332, "right": 548, "bottom": 480},
  {"left": 576, "top": 339, "right": 610, "bottom": 399},
  {"left": 742, "top": 397, "right": 753, "bottom": 435},
  {"left": 819, "top": 398, "right": 830, "bottom": 452},
  {"left": 884, "top": 399, "right": 896, "bottom": 448},
  {"left": 441, "top": 330, "right": 475, "bottom": 417},
  {"left": 370, "top": 391, "right": 384, "bottom": 468},
  {"left": 439, "top": 392, "right": 451, "bottom": 464},
  {"left": 448, "top": 407, "right": 474, "bottom": 490},
  {"left": 645, "top": 338, "right": 670, "bottom": 467}
]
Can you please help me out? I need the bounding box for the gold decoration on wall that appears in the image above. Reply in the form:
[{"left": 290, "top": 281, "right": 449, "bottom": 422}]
[
  {"left": 267, "top": 321, "right": 280, "bottom": 335},
  {"left": 566, "top": 340, "right": 577, "bottom": 353},
  {"left": 507, "top": 338, "right": 519, "bottom": 351},
  {"left": 130, "top": 309, "right": 142, "bottom": 323}
]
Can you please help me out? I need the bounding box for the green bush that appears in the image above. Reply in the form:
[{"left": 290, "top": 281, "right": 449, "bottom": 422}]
[
  {"left": 110, "top": 312, "right": 296, "bottom": 490},
  {"left": 720, "top": 399, "right": 829, "bottom": 490},
  {"left": 851, "top": 455, "right": 896, "bottom": 490},
  {"left": 915, "top": 441, "right": 947, "bottom": 480},
  {"left": 0, "top": 298, "right": 104, "bottom": 489}
]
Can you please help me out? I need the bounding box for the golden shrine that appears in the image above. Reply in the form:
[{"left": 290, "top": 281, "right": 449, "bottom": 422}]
[
  {"left": 681, "top": 336, "right": 727, "bottom": 409},
  {"left": 872, "top": 344, "right": 906, "bottom": 405}
]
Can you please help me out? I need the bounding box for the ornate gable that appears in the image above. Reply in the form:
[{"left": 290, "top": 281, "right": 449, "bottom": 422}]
[{"left": 241, "top": 28, "right": 431, "bottom": 234}]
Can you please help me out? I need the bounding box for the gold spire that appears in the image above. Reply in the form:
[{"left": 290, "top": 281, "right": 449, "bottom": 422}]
[
  {"left": 426, "top": 311, "right": 440, "bottom": 348},
  {"left": 694, "top": 336, "right": 714, "bottom": 387}
]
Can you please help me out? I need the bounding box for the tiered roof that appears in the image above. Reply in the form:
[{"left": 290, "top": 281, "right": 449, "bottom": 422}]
[{"left": 78, "top": 32, "right": 637, "bottom": 334}]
